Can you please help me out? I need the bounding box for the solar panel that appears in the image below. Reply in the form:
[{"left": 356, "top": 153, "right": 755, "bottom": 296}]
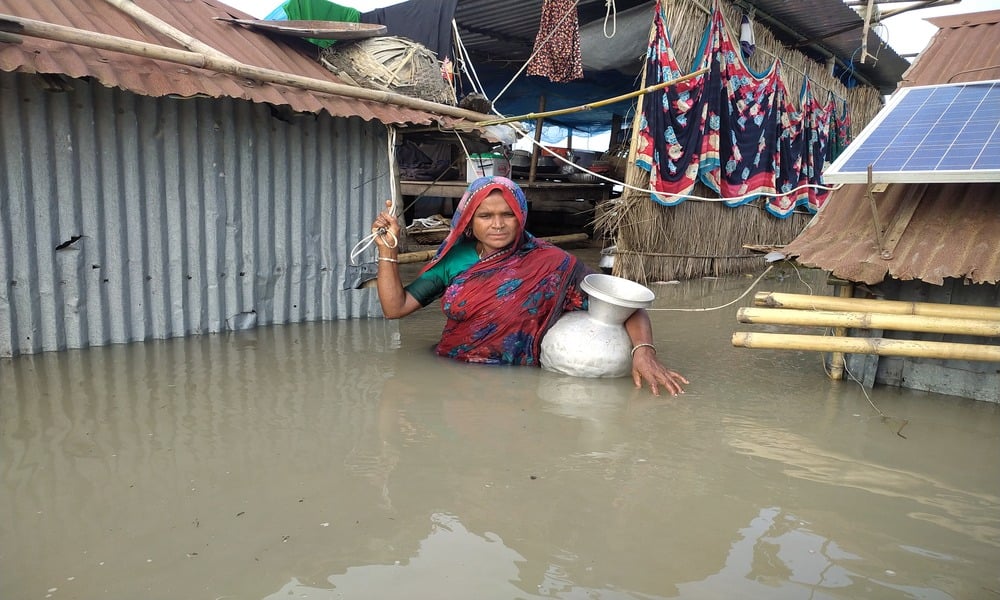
[{"left": 824, "top": 80, "right": 1000, "bottom": 184}]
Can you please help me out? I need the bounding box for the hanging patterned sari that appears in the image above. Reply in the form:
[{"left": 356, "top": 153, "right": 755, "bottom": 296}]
[
  {"left": 417, "top": 176, "right": 591, "bottom": 365},
  {"left": 636, "top": 0, "right": 716, "bottom": 204},
  {"left": 697, "top": 7, "right": 783, "bottom": 207},
  {"left": 771, "top": 81, "right": 835, "bottom": 217},
  {"left": 639, "top": 1, "right": 845, "bottom": 217}
]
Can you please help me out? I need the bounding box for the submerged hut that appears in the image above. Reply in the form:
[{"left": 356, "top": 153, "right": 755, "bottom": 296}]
[
  {"left": 764, "top": 10, "right": 1000, "bottom": 402},
  {"left": 0, "top": 0, "right": 485, "bottom": 358}
]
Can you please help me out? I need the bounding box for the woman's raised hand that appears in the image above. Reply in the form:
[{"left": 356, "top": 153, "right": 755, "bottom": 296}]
[{"left": 371, "top": 200, "right": 401, "bottom": 250}]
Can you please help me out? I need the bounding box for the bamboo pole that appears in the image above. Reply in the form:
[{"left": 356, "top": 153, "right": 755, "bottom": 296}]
[
  {"left": 529, "top": 95, "right": 546, "bottom": 184},
  {"left": 102, "top": 0, "right": 233, "bottom": 61},
  {"left": 475, "top": 67, "right": 709, "bottom": 127},
  {"left": 608, "top": 16, "right": 659, "bottom": 281},
  {"left": 0, "top": 14, "right": 493, "bottom": 123},
  {"left": 738, "top": 307, "right": 1000, "bottom": 337},
  {"left": 732, "top": 332, "right": 1000, "bottom": 362},
  {"left": 396, "top": 233, "right": 589, "bottom": 264},
  {"left": 828, "top": 283, "right": 854, "bottom": 380},
  {"left": 754, "top": 292, "right": 1000, "bottom": 321}
]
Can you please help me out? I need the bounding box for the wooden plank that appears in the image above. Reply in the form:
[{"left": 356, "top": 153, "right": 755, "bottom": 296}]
[
  {"left": 213, "top": 18, "right": 387, "bottom": 40},
  {"left": 881, "top": 184, "right": 925, "bottom": 256}
]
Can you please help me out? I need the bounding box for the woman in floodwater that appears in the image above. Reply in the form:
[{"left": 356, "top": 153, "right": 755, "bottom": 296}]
[{"left": 370, "top": 175, "right": 688, "bottom": 396}]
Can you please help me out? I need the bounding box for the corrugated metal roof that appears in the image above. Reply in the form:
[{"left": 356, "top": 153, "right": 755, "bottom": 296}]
[
  {"left": 734, "top": 0, "right": 910, "bottom": 93},
  {"left": 781, "top": 9, "right": 1000, "bottom": 286},
  {"left": 0, "top": 0, "right": 458, "bottom": 126},
  {"left": 781, "top": 182, "right": 1000, "bottom": 285},
  {"left": 899, "top": 9, "right": 1000, "bottom": 87}
]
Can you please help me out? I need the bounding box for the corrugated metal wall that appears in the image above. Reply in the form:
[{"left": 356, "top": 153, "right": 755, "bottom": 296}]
[{"left": 1, "top": 72, "right": 388, "bottom": 358}]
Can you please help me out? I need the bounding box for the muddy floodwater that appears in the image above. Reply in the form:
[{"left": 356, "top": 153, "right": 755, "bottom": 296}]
[{"left": 2, "top": 254, "right": 999, "bottom": 600}]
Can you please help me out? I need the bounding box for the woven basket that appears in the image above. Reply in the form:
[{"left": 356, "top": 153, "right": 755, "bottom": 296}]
[
  {"left": 406, "top": 214, "right": 451, "bottom": 245},
  {"left": 320, "top": 37, "right": 456, "bottom": 106}
]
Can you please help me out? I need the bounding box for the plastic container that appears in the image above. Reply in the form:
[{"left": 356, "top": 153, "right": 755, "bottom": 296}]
[{"left": 466, "top": 153, "right": 511, "bottom": 182}]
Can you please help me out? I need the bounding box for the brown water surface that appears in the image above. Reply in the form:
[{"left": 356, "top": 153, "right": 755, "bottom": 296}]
[{"left": 2, "top": 262, "right": 999, "bottom": 600}]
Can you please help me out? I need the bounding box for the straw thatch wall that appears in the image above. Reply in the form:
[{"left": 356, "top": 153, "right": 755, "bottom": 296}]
[{"left": 595, "top": 0, "right": 885, "bottom": 283}]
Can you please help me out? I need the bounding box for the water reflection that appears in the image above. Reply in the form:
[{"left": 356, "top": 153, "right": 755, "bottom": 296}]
[{"left": 2, "top": 268, "right": 999, "bottom": 600}]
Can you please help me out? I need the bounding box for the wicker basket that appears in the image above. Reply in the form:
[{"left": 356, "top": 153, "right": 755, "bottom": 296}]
[
  {"left": 406, "top": 215, "right": 451, "bottom": 245},
  {"left": 320, "top": 36, "right": 456, "bottom": 106}
]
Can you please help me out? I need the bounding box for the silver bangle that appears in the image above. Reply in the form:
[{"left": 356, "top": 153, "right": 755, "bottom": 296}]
[
  {"left": 376, "top": 256, "right": 398, "bottom": 263},
  {"left": 630, "top": 343, "right": 656, "bottom": 358}
]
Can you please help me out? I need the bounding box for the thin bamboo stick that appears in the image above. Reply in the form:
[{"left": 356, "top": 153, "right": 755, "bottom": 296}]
[
  {"left": 475, "top": 67, "right": 709, "bottom": 127},
  {"left": 732, "top": 332, "right": 1000, "bottom": 362},
  {"left": 754, "top": 292, "right": 1000, "bottom": 321},
  {"left": 0, "top": 14, "right": 492, "bottom": 123},
  {"left": 102, "top": 0, "right": 233, "bottom": 61},
  {"left": 529, "top": 95, "right": 546, "bottom": 183},
  {"left": 738, "top": 307, "right": 1000, "bottom": 337},
  {"left": 607, "top": 14, "right": 658, "bottom": 282}
]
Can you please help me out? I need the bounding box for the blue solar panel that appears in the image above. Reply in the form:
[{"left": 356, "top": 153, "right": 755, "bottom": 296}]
[{"left": 824, "top": 80, "right": 1000, "bottom": 184}]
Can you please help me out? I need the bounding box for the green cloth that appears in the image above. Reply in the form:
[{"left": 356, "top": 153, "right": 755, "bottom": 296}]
[
  {"left": 278, "top": 0, "right": 360, "bottom": 48},
  {"left": 405, "top": 241, "right": 479, "bottom": 306}
]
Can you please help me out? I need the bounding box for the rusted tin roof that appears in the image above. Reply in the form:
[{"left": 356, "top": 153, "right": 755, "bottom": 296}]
[
  {"left": 781, "top": 9, "right": 1000, "bottom": 286},
  {"left": 900, "top": 10, "right": 1000, "bottom": 88},
  {"left": 0, "top": 0, "right": 460, "bottom": 127}
]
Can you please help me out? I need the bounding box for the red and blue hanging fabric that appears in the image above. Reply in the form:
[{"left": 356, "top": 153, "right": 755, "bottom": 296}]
[
  {"left": 697, "top": 7, "right": 783, "bottom": 208},
  {"left": 635, "top": 0, "right": 715, "bottom": 204},
  {"left": 770, "top": 81, "right": 835, "bottom": 216},
  {"left": 637, "top": 1, "right": 843, "bottom": 218},
  {"left": 827, "top": 99, "right": 852, "bottom": 163}
]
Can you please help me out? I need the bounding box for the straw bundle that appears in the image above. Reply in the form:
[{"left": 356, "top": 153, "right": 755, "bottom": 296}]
[
  {"left": 594, "top": 0, "right": 884, "bottom": 283},
  {"left": 320, "top": 36, "right": 456, "bottom": 105}
]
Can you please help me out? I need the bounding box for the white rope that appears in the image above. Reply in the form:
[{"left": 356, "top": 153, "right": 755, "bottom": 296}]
[
  {"left": 349, "top": 126, "right": 400, "bottom": 265},
  {"left": 647, "top": 265, "right": 773, "bottom": 311},
  {"left": 453, "top": 129, "right": 473, "bottom": 161},
  {"left": 452, "top": 19, "right": 489, "bottom": 101},
  {"left": 604, "top": 0, "right": 617, "bottom": 38}
]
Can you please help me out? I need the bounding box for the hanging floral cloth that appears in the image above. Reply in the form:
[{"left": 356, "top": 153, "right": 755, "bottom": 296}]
[
  {"left": 827, "top": 99, "right": 852, "bottom": 162},
  {"left": 635, "top": 0, "right": 717, "bottom": 204},
  {"left": 769, "top": 82, "right": 835, "bottom": 216},
  {"left": 697, "top": 7, "right": 784, "bottom": 209},
  {"left": 526, "top": 0, "right": 584, "bottom": 83}
]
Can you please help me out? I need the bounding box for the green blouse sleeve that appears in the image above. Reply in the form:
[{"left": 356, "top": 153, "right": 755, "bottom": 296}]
[{"left": 404, "top": 241, "right": 480, "bottom": 306}]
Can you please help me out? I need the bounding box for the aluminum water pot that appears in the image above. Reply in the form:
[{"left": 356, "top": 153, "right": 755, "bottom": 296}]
[{"left": 540, "top": 274, "right": 654, "bottom": 378}]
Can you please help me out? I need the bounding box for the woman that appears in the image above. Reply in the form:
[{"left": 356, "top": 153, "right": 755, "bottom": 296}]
[{"left": 371, "top": 176, "right": 688, "bottom": 396}]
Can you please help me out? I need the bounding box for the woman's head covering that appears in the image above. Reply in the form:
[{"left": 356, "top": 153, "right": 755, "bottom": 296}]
[{"left": 418, "top": 176, "right": 528, "bottom": 275}]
